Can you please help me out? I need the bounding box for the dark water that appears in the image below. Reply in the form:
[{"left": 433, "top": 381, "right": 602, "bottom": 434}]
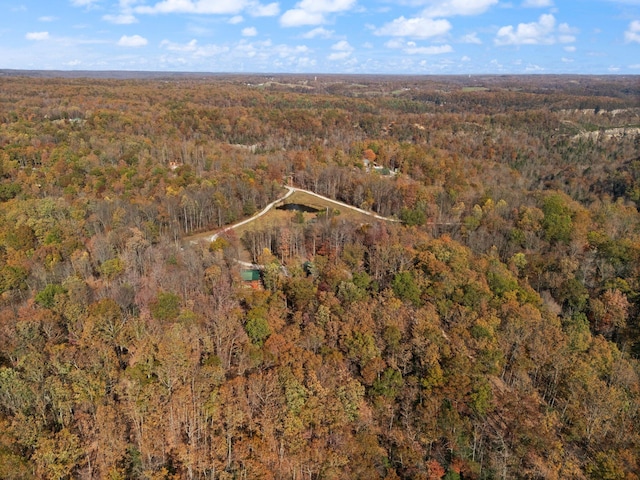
[{"left": 276, "top": 203, "right": 320, "bottom": 213}]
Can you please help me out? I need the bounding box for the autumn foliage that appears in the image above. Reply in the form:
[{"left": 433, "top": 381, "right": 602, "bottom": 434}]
[{"left": 0, "top": 73, "right": 638, "bottom": 479}]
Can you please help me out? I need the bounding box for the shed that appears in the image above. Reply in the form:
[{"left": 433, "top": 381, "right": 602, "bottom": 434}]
[{"left": 241, "top": 269, "right": 262, "bottom": 289}]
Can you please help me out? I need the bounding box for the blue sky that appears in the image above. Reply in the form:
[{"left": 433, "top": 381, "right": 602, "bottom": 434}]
[{"left": 2, "top": 0, "right": 639, "bottom": 74}]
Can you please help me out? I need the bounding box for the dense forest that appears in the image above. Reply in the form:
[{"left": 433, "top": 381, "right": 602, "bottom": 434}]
[{"left": 0, "top": 73, "right": 639, "bottom": 479}]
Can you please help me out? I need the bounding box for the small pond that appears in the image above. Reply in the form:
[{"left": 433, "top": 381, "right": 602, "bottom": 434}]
[{"left": 276, "top": 203, "right": 321, "bottom": 213}]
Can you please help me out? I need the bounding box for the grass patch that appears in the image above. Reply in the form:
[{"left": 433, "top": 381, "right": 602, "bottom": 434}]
[
  {"left": 231, "top": 190, "right": 383, "bottom": 239},
  {"left": 185, "top": 189, "right": 392, "bottom": 260}
]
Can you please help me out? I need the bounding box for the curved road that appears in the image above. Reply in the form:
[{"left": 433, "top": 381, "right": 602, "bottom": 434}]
[
  {"left": 210, "top": 185, "right": 398, "bottom": 242},
  {"left": 210, "top": 186, "right": 295, "bottom": 241},
  {"left": 288, "top": 186, "right": 400, "bottom": 223}
]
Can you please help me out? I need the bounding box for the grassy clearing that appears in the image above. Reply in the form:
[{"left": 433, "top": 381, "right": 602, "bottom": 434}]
[
  {"left": 283, "top": 190, "right": 384, "bottom": 223},
  {"left": 185, "top": 189, "right": 388, "bottom": 249},
  {"left": 232, "top": 190, "right": 382, "bottom": 238}
]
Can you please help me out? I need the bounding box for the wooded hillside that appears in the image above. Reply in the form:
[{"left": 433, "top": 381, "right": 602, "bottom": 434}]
[{"left": 0, "top": 74, "right": 639, "bottom": 479}]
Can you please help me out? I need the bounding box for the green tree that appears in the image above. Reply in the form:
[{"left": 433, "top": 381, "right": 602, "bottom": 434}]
[
  {"left": 245, "top": 308, "right": 271, "bottom": 345},
  {"left": 35, "top": 283, "right": 66, "bottom": 309},
  {"left": 150, "top": 291, "right": 181, "bottom": 321},
  {"left": 99, "top": 257, "right": 125, "bottom": 282},
  {"left": 0, "top": 182, "right": 21, "bottom": 202},
  {"left": 392, "top": 271, "right": 421, "bottom": 306},
  {"left": 541, "top": 193, "right": 573, "bottom": 244}
]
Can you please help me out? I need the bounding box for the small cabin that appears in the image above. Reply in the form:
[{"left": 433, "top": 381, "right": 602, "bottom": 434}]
[{"left": 241, "top": 269, "right": 262, "bottom": 289}]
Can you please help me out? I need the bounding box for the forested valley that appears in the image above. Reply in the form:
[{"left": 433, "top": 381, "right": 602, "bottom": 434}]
[{"left": 0, "top": 73, "right": 639, "bottom": 479}]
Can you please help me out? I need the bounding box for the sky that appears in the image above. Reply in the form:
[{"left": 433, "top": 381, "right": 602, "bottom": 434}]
[{"left": 1, "top": 0, "right": 639, "bottom": 74}]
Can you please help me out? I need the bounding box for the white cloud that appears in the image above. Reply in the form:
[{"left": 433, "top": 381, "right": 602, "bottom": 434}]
[
  {"left": 103, "top": 13, "right": 138, "bottom": 24},
  {"left": 564, "top": 45, "right": 576, "bottom": 52},
  {"left": 229, "top": 15, "right": 244, "bottom": 24},
  {"left": 420, "top": 0, "right": 498, "bottom": 17},
  {"left": 249, "top": 2, "right": 279, "bottom": 16},
  {"left": 461, "top": 55, "right": 470, "bottom": 61},
  {"left": 522, "top": 0, "right": 553, "bottom": 6},
  {"left": 118, "top": 34, "right": 148, "bottom": 47},
  {"left": 281, "top": 0, "right": 356, "bottom": 27},
  {"left": 276, "top": 44, "right": 310, "bottom": 56},
  {"left": 186, "top": 24, "right": 214, "bottom": 35},
  {"left": 302, "top": 27, "right": 334, "bottom": 38},
  {"left": 558, "top": 22, "right": 578, "bottom": 43},
  {"left": 332, "top": 39, "right": 353, "bottom": 51},
  {"left": 496, "top": 13, "right": 555, "bottom": 45},
  {"left": 376, "top": 16, "right": 451, "bottom": 38},
  {"left": 280, "top": 9, "right": 325, "bottom": 26},
  {"left": 625, "top": 20, "right": 640, "bottom": 43},
  {"left": 119, "top": 0, "right": 141, "bottom": 7},
  {"left": 495, "top": 14, "right": 577, "bottom": 46},
  {"left": 26, "top": 31, "right": 50, "bottom": 41},
  {"left": 328, "top": 51, "right": 351, "bottom": 60},
  {"left": 38, "top": 16, "right": 57, "bottom": 22},
  {"left": 161, "top": 39, "right": 199, "bottom": 51},
  {"left": 298, "top": 0, "right": 356, "bottom": 13},
  {"left": 277, "top": 41, "right": 297, "bottom": 55},
  {"left": 136, "top": 0, "right": 248, "bottom": 15},
  {"left": 193, "top": 43, "right": 231, "bottom": 57},
  {"left": 557, "top": 34, "right": 575, "bottom": 43},
  {"left": 385, "top": 38, "right": 452, "bottom": 54},
  {"left": 460, "top": 32, "right": 481, "bottom": 44},
  {"left": 385, "top": 38, "right": 406, "bottom": 49},
  {"left": 160, "top": 39, "right": 230, "bottom": 57},
  {"left": 327, "top": 39, "right": 353, "bottom": 60},
  {"left": 242, "top": 26, "right": 258, "bottom": 36},
  {"left": 71, "top": 0, "right": 100, "bottom": 6},
  {"left": 296, "top": 57, "right": 317, "bottom": 68},
  {"left": 405, "top": 44, "right": 453, "bottom": 54}
]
